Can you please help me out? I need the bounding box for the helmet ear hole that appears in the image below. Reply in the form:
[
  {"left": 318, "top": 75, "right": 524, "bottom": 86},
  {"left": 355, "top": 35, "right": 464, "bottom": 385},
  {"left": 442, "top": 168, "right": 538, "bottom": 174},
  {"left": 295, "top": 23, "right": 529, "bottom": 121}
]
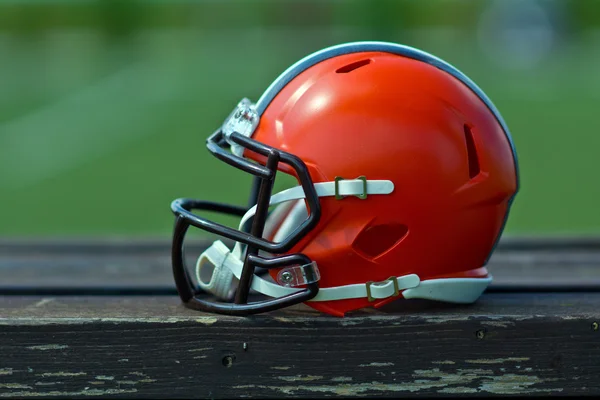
[{"left": 352, "top": 223, "right": 409, "bottom": 259}]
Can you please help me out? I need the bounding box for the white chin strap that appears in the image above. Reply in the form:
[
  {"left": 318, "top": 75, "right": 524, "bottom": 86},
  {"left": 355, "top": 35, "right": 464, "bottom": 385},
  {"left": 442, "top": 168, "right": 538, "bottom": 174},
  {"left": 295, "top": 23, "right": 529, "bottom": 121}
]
[{"left": 196, "top": 178, "right": 492, "bottom": 304}]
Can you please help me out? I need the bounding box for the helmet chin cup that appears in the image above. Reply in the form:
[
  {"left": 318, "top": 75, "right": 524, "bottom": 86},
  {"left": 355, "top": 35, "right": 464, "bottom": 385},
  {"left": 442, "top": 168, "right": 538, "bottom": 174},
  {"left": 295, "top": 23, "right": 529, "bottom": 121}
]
[{"left": 196, "top": 241, "right": 237, "bottom": 302}]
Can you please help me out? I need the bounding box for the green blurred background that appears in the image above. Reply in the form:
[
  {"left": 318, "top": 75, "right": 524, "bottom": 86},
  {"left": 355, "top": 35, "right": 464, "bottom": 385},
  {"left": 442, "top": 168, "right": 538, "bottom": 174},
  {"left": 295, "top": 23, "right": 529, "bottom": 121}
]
[{"left": 0, "top": 0, "right": 598, "bottom": 237}]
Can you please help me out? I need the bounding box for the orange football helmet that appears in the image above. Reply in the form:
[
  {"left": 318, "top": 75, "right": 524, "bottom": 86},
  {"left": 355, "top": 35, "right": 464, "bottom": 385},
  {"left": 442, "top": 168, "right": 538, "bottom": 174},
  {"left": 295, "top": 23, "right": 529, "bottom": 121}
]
[{"left": 171, "top": 41, "right": 519, "bottom": 317}]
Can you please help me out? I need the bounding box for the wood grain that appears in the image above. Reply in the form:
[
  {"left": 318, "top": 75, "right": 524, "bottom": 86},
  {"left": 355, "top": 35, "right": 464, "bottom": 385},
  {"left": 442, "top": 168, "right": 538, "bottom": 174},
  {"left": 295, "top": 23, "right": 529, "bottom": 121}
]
[
  {"left": 0, "top": 293, "right": 599, "bottom": 398},
  {"left": 1, "top": 237, "right": 600, "bottom": 397},
  {"left": 2, "top": 236, "right": 600, "bottom": 292}
]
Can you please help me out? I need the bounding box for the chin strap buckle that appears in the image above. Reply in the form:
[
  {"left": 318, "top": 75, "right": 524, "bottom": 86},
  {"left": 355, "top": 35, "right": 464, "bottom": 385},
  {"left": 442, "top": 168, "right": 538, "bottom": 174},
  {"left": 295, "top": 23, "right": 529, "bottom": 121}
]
[
  {"left": 365, "top": 276, "right": 400, "bottom": 302},
  {"left": 334, "top": 176, "right": 368, "bottom": 200}
]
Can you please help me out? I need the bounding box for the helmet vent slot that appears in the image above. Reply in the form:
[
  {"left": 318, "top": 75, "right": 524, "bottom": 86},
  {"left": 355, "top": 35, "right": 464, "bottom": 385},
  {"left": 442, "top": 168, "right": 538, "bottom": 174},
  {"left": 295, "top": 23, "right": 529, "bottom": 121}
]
[
  {"left": 352, "top": 223, "right": 409, "bottom": 259},
  {"left": 464, "top": 124, "right": 481, "bottom": 179},
  {"left": 336, "top": 59, "right": 371, "bottom": 74}
]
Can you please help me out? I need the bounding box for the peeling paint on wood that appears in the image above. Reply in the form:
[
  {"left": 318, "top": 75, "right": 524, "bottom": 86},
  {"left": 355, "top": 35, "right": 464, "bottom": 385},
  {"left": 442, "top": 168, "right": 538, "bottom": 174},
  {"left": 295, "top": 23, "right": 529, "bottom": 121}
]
[
  {"left": 0, "top": 369, "right": 12, "bottom": 376},
  {"left": 414, "top": 367, "right": 494, "bottom": 379},
  {"left": 359, "top": 362, "right": 394, "bottom": 367},
  {"left": 233, "top": 381, "right": 456, "bottom": 396},
  {"left": 412, "top": 368, "right": 561, "bottom": 394},
  {"left": 479, "top": 374, "right": 563, "bottom": 394},
  {"left": 0, "top": 383, "right": 32, "bottom": 389},
  {"left": 437, "top": 386, "right": 479, "bottom": 394},
  {"left": 100, "top": 317, "right": 217, "bottom": 325},
  {"left": 331, "top": 377, "right": 353, "bottom": 382},
  {"left": 339, "top": 319, "right": 364, "bottom": 326},
  {"left": 26, "top": 345, "right": 69, "bottom": 351},
  {"left": 465, "top": 357, "right": 530, "bottom": 364},
  {"left": 432, "top": 361, "right": 455, "bottom": 365},
  {"left": 481, "top": 321, "right": 515, "bottom": 328},
  {"left": 187, "top": 347, "right": 213, "bottom": 352},
  {"left": 94, "top": 376, "right": 114, "bottom": 381},
  {"left": 343, "top": 316, "right": 403, "bottom": 326},
  {"left": 270, "top": 366, "right": 292, "bottom": 371},
  {"left": 277, "top": 375, "right": 323, "bottom": 382},
  {"left": 235, "top": 367, "right": 563, "bottom": 396},
  {"left": 38, "top": 372, "right": 86, "bottom": 377},
  {"left": 422, "top": 315, "right": 474, "bottom": 323},
  {"left": 0, "top": 388, "right": 138, "bottom": 397},
  {"left": 194, "top": 317, "right": 218, "bottom": 325},
  {"left": 0, "top": 316, "right": 218, "bottom": 326},
  {"left": 424, "top": 315, "right": 540, "bottom": 324}
]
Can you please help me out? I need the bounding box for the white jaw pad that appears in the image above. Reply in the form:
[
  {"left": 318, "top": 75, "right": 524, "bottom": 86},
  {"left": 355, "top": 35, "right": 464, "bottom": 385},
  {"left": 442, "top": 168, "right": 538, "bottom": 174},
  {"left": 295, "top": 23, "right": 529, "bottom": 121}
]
[
  {"left": 195, "top": 241, "right": 237, "bottom": 301},
  {"left": 273, "top": 199, "right": 308, "bottom": 243},
  {"left": 197, "top": 240, "right": 302, "bottom": 300},
  {"left": 263, "top": 200, "right": 296, "bottom": 243}
]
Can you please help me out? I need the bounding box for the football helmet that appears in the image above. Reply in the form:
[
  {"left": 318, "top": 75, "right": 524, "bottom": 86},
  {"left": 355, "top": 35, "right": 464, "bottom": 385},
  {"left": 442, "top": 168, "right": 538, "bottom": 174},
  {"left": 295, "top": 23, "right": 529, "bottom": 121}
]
[{"left": 171, "top": 41, "right": 519, "bottom": 317}]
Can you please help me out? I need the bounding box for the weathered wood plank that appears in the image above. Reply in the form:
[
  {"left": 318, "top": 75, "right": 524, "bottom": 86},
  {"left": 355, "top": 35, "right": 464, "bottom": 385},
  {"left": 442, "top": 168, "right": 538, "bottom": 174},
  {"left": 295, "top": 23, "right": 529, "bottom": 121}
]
[
  {"left": 0, "top": 237, "right": 197, "bottom": 291},
  {"left": 2, "top": 236, "right": 600, "bottom": 291},
  {"left": 0, "top": 293, "right": 599, "bottom": 398}
]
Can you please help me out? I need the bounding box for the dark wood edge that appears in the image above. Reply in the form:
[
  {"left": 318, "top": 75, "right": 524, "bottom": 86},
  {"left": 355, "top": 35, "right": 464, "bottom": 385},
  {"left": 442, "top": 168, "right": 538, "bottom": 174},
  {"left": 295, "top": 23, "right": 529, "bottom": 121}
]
[{"left": 0, "top": 294, "right": 599, "bottom": 398}]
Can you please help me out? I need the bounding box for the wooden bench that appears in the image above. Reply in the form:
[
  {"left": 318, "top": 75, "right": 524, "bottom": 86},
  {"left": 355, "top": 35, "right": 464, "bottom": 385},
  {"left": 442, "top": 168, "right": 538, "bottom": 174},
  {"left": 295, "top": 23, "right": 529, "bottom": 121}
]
[{"left": 1, "top": 237, "right": 599, "bottom": 397}]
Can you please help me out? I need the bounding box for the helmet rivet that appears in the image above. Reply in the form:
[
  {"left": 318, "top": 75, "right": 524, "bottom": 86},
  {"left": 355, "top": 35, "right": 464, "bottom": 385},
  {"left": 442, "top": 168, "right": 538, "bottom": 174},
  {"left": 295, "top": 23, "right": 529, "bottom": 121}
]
[{"left": 280, "top": 271, "right": 293, "bottom": 284}]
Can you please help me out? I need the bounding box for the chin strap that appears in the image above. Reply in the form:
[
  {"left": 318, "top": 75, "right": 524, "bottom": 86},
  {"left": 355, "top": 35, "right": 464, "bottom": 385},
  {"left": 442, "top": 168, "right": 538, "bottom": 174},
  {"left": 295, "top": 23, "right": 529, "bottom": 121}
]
[
  {"left": 197, "top": 240, "right": 421, "bottom": 303},
  {"left": 195, "top": 177, "right": 492, "bottom": 304},
  {"left": 197, "top": 239, "right": 492, "bottom": 304}
]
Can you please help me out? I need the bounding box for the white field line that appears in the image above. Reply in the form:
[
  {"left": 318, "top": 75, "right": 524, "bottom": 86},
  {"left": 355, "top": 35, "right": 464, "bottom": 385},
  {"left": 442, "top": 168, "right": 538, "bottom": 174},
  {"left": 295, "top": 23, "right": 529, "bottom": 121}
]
[{"left": 0, "top": 62, "right": 180, "bottom": 189}]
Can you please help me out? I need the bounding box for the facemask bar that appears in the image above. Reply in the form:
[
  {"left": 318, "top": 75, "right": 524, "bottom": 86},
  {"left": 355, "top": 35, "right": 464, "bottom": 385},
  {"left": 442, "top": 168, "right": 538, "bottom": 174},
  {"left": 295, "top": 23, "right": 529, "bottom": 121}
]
[{"left": 171, "top": 129, "right": 322, "bottom": 315}]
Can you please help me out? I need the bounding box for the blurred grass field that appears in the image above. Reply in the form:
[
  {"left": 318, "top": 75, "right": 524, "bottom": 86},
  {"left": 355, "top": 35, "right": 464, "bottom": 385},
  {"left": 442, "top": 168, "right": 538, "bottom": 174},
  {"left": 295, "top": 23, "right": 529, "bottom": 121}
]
[{"left": 1, "top": 1, "right": 599, "bottom": 236}]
